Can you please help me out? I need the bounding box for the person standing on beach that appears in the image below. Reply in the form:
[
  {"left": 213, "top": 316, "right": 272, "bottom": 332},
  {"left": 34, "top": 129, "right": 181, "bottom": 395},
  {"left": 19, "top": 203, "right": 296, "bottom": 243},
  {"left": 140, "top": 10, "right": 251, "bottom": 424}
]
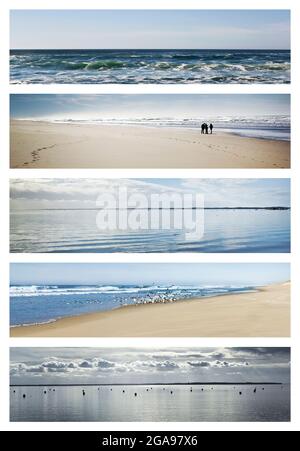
[
  {"left": 209, "top": 123, "right": 213, "bottom": 134},
  {"left": 205, "top": 123, "right": 208, "bottom": 134},
  {"left": 201, "top": 123, "right": 205, "bottom": 134}
]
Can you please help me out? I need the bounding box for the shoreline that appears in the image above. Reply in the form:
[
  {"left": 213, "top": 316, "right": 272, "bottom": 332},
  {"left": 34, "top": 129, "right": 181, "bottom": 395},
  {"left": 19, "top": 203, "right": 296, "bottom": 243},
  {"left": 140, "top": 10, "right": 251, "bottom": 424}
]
[
  {"left": 12, "top": 119, "right": 291, "bottom": 141},
  {"left": 10, "top": 288, "right": 258, "bottom": 329},
  {"left": 10, "top": 282, "right": 290, "bottom": 337},
  {"left": 10, "top": 120, "right": 290, "bottom": 169}
]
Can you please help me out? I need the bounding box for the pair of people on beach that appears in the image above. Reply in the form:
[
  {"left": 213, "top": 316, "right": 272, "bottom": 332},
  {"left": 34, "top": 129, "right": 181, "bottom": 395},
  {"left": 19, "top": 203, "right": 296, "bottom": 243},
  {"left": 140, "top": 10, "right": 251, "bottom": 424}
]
[{"left": 201, "top": 123, "right": 213, "bottom": 134}]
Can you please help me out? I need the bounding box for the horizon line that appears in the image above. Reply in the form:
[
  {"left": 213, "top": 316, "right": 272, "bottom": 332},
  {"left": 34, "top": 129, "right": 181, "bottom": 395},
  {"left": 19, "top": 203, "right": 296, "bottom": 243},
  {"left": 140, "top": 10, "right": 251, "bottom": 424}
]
[
  {"left": 10, "top": 382, "right": 285, "bottom": 387},
  {"left": 10, "top": 48, "right": 291, "bottom": 51},
  {"left": 10, "top": 207, "right": 291, "bottom": 211}
]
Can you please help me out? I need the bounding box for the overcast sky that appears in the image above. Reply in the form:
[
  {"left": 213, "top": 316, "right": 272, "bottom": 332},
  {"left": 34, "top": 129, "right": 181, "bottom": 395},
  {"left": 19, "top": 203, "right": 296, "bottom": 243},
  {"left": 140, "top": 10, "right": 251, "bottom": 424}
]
[
  {"left": 10, "top": 178, "right": 290, "bottom": 210},
  {"left": 10, "top": 94, "right": 290, "bottom": 120},
  {"left": 10, "top": 348, "right": 291, "bottom": 385},
  {"left": 10, "top": 10, "right": 290, "bottom": 50},
  {"left": 10, "top": 263, "right": 290, "bottom": 287}
]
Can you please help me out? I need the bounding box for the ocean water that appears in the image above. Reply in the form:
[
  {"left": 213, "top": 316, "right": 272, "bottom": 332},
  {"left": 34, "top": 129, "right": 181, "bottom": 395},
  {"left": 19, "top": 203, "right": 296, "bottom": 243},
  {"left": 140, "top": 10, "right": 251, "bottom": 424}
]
[
  {"left": 10, "top": 284, "right": 255, "bottom": 327},
  {"left": 10, "top": 384, "right": 290, "bottom": 422},
  {"left": 48, "top": 115, "right": 290, "bottom": 141},
  {"left": 10, "top": 209, "right": 291, "bottom": 253},
  {"left": 10, "top": 49, "right": 291, "bottom": 84}
]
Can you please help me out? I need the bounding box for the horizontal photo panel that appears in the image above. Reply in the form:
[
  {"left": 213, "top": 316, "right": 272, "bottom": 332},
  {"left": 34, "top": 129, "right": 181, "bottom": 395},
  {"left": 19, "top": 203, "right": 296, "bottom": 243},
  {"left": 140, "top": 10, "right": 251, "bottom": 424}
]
[
  {"left": 10, "top": 94, "right": 291, "bottom": 169},
  {"left": 10, "top": 178, "right": 291, "bottom": 253},
  {"left": 10, "top": 263, "right": 290, "bottom": 337},
  {"left": 10, "top": 347, "right": 291, "bottom": 422},
  {"left": 10, "top": 10, "right": 291, "bottom": 85}
]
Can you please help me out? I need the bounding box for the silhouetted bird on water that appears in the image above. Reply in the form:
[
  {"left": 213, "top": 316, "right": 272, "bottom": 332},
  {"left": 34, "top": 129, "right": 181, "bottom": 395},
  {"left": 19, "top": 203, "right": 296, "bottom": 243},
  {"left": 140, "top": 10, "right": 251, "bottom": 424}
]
[
  {"left": 123, "top": 390, "right": 125, "bottom": 393},
  {"left": 190, "top": 388, "right": 192, "bottom": 392},
  {"left": 134, "top": 393, "right": 137, "bottom": 397},
  {"left": 82, "top": 390, "right": 86, "bottom": 396},
  {"left": 239, "top": 392, "right": 242, "bottom": 396},
  {"left": 254, "top": 388, "right": 257, "bottom": 394},
  {"left": 44, "top": 391, "right": 47, "bottom": 394},
  {"left": 23, "top": 394, "right": 26, "bottom": 399},
  {"left": 170, "top": 391, "right": 173, "bottom": 395}
]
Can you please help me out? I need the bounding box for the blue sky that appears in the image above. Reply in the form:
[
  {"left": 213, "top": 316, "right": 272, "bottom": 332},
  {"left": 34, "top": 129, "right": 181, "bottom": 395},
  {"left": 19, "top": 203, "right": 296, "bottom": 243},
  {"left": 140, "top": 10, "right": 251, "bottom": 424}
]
[
  {"left": 10, "top": 263, "right": 290, "bottom": 287},
  {"left": 10, "top": 94, "right": 290, "bottom": 120},
  {"left": 10, "top": 178, "right": 290, "bottom": 209},
  {"left": 10, "top": 347, "right": 291, "bottom": 385},
  {"left": 10, "top": 10, "right": 290, "bottom": 50}
]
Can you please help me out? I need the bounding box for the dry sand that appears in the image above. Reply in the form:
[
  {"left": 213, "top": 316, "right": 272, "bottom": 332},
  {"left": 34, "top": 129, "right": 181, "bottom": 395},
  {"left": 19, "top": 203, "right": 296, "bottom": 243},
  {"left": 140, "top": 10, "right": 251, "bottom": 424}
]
[
  {"left": 11, "top": 282, "right": 290, "bottom": 338},
  {"left": 10, "top": 120, "right": 290, "bottom": 169}
]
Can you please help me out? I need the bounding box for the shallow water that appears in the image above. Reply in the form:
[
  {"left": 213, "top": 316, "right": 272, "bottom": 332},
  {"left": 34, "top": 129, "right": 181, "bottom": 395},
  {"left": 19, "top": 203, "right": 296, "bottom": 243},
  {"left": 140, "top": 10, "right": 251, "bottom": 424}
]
[
  {"left": 48, "top": 115, "right": 291, "bottom": 141},
  {"left": 10, "top": 49, "right": 291, "bottom": 84},
  {"left": 10, "top": 209, "right": 291, "bottom": 253},
  {"left": 10, "top": 384, "right": 290, "bottom": 422},
  {"left": 10, "top": 284, "right": 255, "bottom": 326}
]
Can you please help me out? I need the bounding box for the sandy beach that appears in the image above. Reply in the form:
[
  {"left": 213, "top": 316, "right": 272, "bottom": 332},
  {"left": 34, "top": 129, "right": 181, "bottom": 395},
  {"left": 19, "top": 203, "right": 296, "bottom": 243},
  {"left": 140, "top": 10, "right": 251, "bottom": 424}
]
[
  {"left": 11, "top": 282, "right": 290, "bottom": 338},
  {"left": 10, "top": 120, "right": 290, "bottom": 169}
]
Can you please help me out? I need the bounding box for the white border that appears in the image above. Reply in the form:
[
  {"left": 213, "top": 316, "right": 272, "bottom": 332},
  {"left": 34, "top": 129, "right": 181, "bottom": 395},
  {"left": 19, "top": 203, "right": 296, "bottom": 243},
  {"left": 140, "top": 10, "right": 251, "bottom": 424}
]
[{"left": 1, "top": 0, "right": 299, "bottom": 432}]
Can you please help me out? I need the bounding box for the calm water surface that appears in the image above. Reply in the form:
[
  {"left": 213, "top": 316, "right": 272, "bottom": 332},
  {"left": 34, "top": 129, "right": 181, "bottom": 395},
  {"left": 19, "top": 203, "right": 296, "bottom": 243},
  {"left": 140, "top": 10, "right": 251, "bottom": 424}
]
[
  {"left": 10, "top": 209, "right": 290, "bottom": 253},
  {"left": 10, "top": 384, "right": 290, "bottom": 422}
]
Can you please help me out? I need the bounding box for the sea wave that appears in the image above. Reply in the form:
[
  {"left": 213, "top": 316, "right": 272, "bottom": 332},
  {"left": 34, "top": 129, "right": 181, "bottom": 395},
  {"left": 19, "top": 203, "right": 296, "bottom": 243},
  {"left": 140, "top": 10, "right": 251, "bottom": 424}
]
[
  {"left": 34, "top": 115, "right": 290, "bottom": 141},
  {"left": 43, "top": 115, "right": 290, "bottom": 128},
  {"left": 10, "top": 284, "right": 252, "bottom": 297},
  {"left": 9, "top": 49, "right": 291, "bottom": 84}
]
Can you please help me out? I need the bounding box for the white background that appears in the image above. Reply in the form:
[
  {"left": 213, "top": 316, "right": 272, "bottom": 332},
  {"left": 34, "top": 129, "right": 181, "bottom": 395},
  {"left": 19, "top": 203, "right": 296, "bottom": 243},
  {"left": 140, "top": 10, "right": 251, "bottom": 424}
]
[{"left": 0, "top": 0, "right": 298, "bottom": 432}]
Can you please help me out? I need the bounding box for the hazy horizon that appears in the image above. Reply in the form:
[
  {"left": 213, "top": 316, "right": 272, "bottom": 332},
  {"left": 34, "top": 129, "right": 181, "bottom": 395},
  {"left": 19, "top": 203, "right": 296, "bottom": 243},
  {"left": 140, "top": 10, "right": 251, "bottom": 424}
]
[{"left": 10, "top": 94, "right": 290, "bottom": 121}]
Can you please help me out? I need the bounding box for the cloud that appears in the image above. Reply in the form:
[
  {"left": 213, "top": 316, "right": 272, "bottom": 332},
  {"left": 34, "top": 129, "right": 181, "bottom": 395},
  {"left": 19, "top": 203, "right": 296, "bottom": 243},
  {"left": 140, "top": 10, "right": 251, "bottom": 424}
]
[
  {"left": 10, "top": 178, "right": 186, "bottom": 211},
  {"left": 10, "top": 348, "right": 291, "bottom": 385},
  {"left": 96, "top": 359, "right": 116, "bottom": 369},
  {"left": 212, "top": 360, "right": 249, "bottom": 368},
  {"left": 42, "top": 361, "right": 70, "bottom": 369},
  {"left": 79, "top": 360, "right": 94, "bottom": 368},
  {"left": 10, "top": 178, "right": 290, "bottom": 210},
  {"left": 187, "top": 361, "right": 211, "bottom": 368}
]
